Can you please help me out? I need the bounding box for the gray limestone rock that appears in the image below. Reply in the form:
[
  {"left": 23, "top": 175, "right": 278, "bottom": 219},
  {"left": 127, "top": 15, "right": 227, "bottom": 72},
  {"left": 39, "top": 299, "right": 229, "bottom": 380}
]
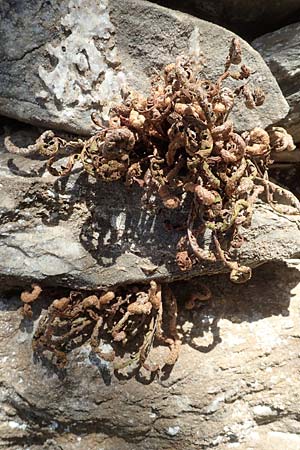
[
  {"left": 1, "top": 261, "right": 300, "bottom": 449},
  {"left": 252, "top": 22, "right": 300, "bottom": 143},
  {"left": 0, "top": 0, "right": 289, "bottom": 135},
  {"left": 0, "top": 125, "right": 299, "bottom": 290}
]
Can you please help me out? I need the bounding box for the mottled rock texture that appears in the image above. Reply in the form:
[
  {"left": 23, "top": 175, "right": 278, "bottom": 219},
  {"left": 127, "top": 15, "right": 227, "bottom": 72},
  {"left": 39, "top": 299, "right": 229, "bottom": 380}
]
[
  {"left": 0, "top": 0, "right": 288, "bottom": 135},
  {"left": 252, "top": 22, "right": 300, "bottom": 144},
  {"left": 150, "top": 0, "right": 300, "bottom": 40},
  {"left": 0, "top": 122, "right": 300, "bottom": 290},
  {"left": 1, "top": 261, "right": 300, "bottom": 449}
]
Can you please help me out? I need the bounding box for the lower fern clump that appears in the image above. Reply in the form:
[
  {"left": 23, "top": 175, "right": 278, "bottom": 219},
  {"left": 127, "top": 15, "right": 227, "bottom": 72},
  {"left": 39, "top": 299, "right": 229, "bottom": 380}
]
[{"left": 21, "top": 282, "right": 211, "bottom": 376}]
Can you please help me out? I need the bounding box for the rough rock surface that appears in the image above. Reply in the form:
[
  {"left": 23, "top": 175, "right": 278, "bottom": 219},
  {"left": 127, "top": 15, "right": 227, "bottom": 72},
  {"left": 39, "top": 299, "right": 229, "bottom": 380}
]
[
  {"left": 1, "top": 261, "right": 300, "bottom": 449},
  {"left": 252, "top": 22, "right": 300, "bottom": 143},
  {"left": 151, "top": 0, "right": 300, "bottom": 40},
  {"left": 0, "top": 0, "right": 288, "bottom": 135},
  {"left": 0, "top": 125, "right": 300, "bottom": 290}
]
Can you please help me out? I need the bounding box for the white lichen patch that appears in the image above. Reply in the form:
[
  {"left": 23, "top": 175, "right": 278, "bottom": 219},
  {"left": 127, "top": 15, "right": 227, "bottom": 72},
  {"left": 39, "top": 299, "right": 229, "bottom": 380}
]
[
  {"left": 38, "top": 0, "right": 126, "bottom": 124},
  {"left": 252, "top": 405, "right": 276, "bottom": 418},
  {"left": 166, "top": 425, "right": 180, "bottom": 437},
  {"left": 8, "top": 421, "right": 27, "bottom": 430}
]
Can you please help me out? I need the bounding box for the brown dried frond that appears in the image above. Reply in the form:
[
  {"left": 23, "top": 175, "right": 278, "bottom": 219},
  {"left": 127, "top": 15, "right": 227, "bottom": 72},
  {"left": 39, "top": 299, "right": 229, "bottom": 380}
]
[
  {"left": 20, "top": 284, "right": 43, "bottom": 318},
  {"left": 31, "top": 282, "right": 185, "bottom": 376},
  {"left": 227, "top": 38, "right": 242, "bottom": 66},
  {"left": 20, "top": 284, "right": 42, "bottom": 303},
  {"left": 268, "top": 126, "right": 296, "bottom": 153},
  {"left": 185, "top": 285, "right": 212, "bottom": 310},
  {"left": 158, "top": 185, "right": 181, "bottom": 209},
  {"left": 176, "top": 250, "right": 193, "bottom": 272},
  {"left": 244, "top": 127, "right": 270, "bottom": 157}
]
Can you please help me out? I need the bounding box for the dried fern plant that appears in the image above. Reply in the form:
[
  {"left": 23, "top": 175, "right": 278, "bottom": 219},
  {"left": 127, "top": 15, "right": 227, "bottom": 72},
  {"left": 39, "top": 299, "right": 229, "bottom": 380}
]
[{"left": 12, "top": 38, "right": 299, "bottom": 375}]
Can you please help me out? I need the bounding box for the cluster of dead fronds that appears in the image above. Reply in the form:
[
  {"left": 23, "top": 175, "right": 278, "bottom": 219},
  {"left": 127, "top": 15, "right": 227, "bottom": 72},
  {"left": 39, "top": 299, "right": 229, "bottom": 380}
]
[
  {"left": 14, "top": 39, "right": 299, "bottom": 374},
  {"left": 22, "top": 281, "right": 211, "bottom": 375}
]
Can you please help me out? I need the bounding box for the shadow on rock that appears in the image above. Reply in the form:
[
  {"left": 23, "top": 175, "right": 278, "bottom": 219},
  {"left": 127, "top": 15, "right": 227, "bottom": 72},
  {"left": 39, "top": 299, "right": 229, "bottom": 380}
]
[
  {"left": 78, "top": 179, "right": 186, "bottom": 270},
  {"left": 175, "top": 261, "right": 298, "bottom": 353},
  {"left": 2, "top": 147, "right": 187, "bottom": 275}
]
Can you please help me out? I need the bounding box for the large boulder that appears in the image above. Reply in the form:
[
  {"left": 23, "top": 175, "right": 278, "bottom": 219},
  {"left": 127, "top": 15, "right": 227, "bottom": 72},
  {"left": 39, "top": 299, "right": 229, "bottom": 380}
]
[
  {"left": 0, "top": 0, "right": 288, "bottom": 135},
  {"left": 1, "top": 261, "right": 300, "bottom": 449},
  {"left": 0, "top": 124, "right": 300, "bottom": 290},
  {"left": 252, "top": 22, "right": 300, "bottom": 143}
]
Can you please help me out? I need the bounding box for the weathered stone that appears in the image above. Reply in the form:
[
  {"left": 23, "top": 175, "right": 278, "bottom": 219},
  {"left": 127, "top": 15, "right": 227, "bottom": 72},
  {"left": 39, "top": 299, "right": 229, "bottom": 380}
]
[
  {"left": 150, "top": 0, "right": 300, "bottom": 39},
  {"left": 0, "top": 0, "right": 288, "bottom": 135},
  {"left": 1, "top": 261, "right": 300, "bottom": 449},
  {"left": 252, "top": 23, "right": 300, "bottom": 143},
  {"left": 0, "top": 125, "right": 300, "bottom": 290}
]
